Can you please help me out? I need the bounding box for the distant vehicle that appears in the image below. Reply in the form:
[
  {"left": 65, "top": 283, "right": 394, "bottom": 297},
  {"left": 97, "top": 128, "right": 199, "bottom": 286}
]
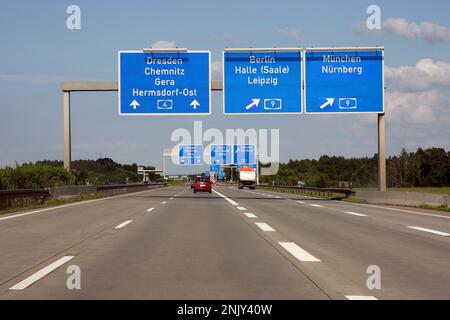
[
  {"left": 238, "top": 167, "right": 256, "bottom": 189},
  {"left": 193, "top": 177, "right": 212, "bottom": 193}
]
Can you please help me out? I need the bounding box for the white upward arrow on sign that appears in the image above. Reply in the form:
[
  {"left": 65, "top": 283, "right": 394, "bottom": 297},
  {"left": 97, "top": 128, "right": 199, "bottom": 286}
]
[
  {"left": 190, "top": 99, "right": 200, "bottom": 110},
  {"left": 130, "top": 100, "right": 140, "bottom": 110}
]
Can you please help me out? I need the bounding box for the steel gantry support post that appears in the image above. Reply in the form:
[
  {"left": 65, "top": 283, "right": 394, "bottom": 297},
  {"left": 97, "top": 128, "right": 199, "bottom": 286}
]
[
  {"left": 63, "top": 91, "right": 71, "bottom": 171},
  {"left": 62, "top": 81, "right": 223, "bottom": 172},
  {"left": 378, "top": 113, "right": 387, "bottom": 192}
]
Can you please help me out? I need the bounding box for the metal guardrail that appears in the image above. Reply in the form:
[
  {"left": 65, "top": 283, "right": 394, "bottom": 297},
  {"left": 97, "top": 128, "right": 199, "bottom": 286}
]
[
  {"left": 96, "top": 183, "right": 166, "bottom": 191},
  {"left": 0, "top": 183, "right": 167, "bottom": 200},
  {"left": 0, "top": 189, "right": 51, "bottom": 199},
  {"left": 257, "top": 185, "right": 355, "bottom": 198}
]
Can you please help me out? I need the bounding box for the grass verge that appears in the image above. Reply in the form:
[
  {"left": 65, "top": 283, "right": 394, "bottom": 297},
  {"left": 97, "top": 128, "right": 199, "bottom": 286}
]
[
  {"left": 0, "top": 193, "right": 107, "bottom": 216},
  {"left": 418, "top": 203, "right": 450, "bottom": 212},
  {"left": 342, "top": 196, "right": 368, "bottom": 204},
  {"left": 388, "top": 187, "right": 450, "bottom": 195}
]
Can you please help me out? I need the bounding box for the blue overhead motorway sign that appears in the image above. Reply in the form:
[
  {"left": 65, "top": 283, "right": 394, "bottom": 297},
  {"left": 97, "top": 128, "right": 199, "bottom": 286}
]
[
  {"left": 233, "top": 145, "right": 256, "bottom": 165},
  {"left": 210, "top": 164, "right": 221, "bottom": 173},
  {"left": 179, "top": 145, "right": 204, "bottom": 165},
  {"left": 305, "top": 48, "right": 384, "bottom": 114},
  {"left": 211, "top": 145, "right": 233, "bottom": 165},
  {"left": 119, "top": 50, "right": 211, "bottom": 115},
  {"left": 223, "top": 49, "right": 303, "bottom": 115}
]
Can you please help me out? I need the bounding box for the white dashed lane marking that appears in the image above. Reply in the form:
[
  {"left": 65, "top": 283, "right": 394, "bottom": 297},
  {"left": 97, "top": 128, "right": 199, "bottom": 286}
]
[
  {"left": 255, "top": 223, "right": 276, "bottom": 232},
  {"left": 408, "top": 226, "right": 450, "bottom": 237},
  {"left": 278, "top": 242, "right": 321, "bottom": 262},
  {"left": 345, "top": 295, "right": 378, "bottom": 300},
  {"left": 237, "top": 207, "right": 247, "bottom": 211},
  {"left": 9, "top": 256, "right": 75, "bottom": 290},
  {"left": 309, "top": 204, "right": 323, "bottom": 208},
  {"left": 244, "top": 213, "right": 257, "bottom": 218},
  {"left": 146, "top": 208, "right": 155, "bottom": 212},
  {"left": 115, "top": 220, "right": 133, "bottom": 229},
  {"left": 344, "top": 211, "right": 367, "bottom": 217}
]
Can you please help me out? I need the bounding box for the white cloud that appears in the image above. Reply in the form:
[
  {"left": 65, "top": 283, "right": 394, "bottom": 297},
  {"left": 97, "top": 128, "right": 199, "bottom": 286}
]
[
  {"left": 150, "top": 40, "right": 177, "bottom": 48},
  {"left": 386, "top": 58, "right": 450, "bottom": 91},
  {"left": 386, "top": 90, "right": 443, "bottom": 124},
  {"left": 272, "top": 26, "right": 302, "bottom": 41},
  {"left": 383, "top": 18, "right": 450, "bottom": 43},
  {"left": 209, "top": 33, "right": 238, "bottom": 44}
]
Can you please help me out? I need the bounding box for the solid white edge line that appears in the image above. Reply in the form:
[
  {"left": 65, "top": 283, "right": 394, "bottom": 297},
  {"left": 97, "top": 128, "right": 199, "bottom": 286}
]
[
  {"left": 255, "top": 222, "right": 276, "bottom": 232},
  {"left": 0, "top": 187, "right": 165, "bottom": 222},
  {"left": 345, "top": 295, "right": 378, "bottom": 300},
  {"left": 244, "top": 212, "right": 257, "bottom": 218},
  {"left": 115, "top": 220, "right": 133, "bottom": 229},
  {"left": 226, "top": 198, "right": 239, "bottom": 206},
  {"left": 345, "top": 211, "right": 367, "bottom": 217},
  {"left": 146, "top": 208, "right": 155, "bottom": 212},
  {"left": 212, "top": 189, "right": 227, "bottom": 198},
  {"left": 212, "top": 189, "right": 239, "bottom": 206},
  {"left": 278, "top": 242, "right": 321, "bottom": 262},
  {"left": 9, "top": 256, "right": 75, "bottom": 290},
  {"left": 408, "top": 226, "right": 450, "bottom": 237},
  {"left": 334, "top": 201, "right": 450, "bottom": 220}
]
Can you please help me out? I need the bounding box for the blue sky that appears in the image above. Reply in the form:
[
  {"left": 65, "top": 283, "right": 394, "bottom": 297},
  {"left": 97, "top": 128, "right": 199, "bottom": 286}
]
[{"left": 1, "top": 0, "right": 449, "bottom": 173}]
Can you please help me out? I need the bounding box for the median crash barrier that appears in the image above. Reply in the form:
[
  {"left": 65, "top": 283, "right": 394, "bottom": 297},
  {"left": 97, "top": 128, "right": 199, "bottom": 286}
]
[
  {"left": 96, "top": 183, "right": 167, "bottom": 196},
  {"left": 0, "top": 189, "right": 51, "bottom": 200},
  {"left": 257, "top": 185, "right": 354, "bottom": 198},
  {"left": 1, "top": 183, "right": 168, "bottom": 202}
]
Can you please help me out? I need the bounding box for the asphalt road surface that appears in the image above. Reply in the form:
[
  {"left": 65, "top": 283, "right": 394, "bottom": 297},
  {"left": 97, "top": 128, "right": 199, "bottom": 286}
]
[{"left": 1, "top": 185, "right": 449, "bottom": 299}]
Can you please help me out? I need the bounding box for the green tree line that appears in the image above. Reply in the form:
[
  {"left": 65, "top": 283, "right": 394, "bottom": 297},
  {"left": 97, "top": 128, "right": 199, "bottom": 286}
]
[
  {"left": 0, "top": 158, "right": 156, "bottom": 189},
  {"left": 260, "top": 147, "right": 450, "bottom": 188},
  {"left": 1, "top": 148, "right": 448, "bottom": 190}
]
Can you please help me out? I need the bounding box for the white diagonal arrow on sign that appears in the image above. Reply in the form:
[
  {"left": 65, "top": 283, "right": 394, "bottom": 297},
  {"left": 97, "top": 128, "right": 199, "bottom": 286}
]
[
  {"left": 319, "top": 98, "right": 335, "bottom": 110},
  {"left": 245, "top": 99, "right": 261, "bottom": 110}
]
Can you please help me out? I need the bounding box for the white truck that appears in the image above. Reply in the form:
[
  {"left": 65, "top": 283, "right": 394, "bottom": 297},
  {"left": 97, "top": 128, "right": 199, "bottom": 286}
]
[{"left": 238, "top": 167, "right": 256, "bottom": 189}]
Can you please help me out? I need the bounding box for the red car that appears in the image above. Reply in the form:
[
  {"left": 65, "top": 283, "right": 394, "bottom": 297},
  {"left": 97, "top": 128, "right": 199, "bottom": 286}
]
[{"left": 193, "top": 177, "right": 212, "bottom": 193}]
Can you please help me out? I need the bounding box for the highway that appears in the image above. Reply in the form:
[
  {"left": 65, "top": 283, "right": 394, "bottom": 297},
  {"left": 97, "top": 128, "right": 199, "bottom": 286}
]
[{"left": 0, "top": 185, "right": 450, "bottom": 300}]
